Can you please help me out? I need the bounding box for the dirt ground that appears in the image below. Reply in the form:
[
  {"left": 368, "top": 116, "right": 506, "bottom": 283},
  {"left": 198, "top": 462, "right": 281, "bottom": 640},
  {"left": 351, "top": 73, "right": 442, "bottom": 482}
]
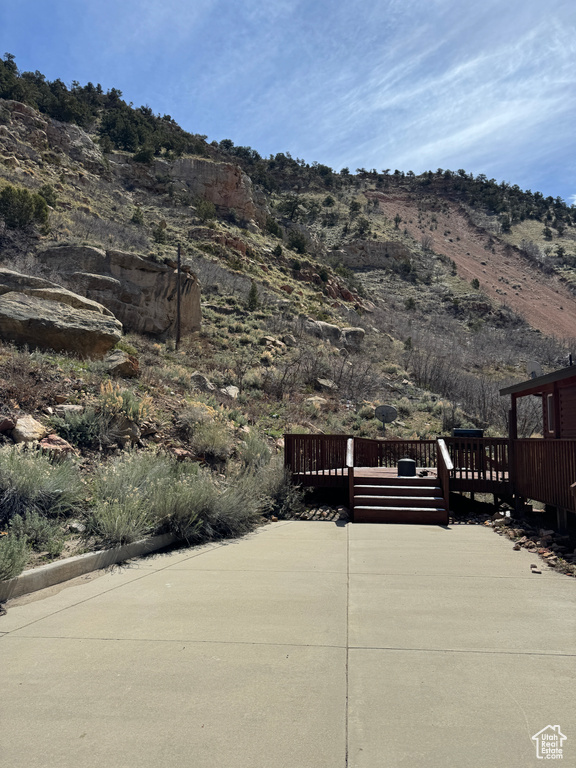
[{"left": 371, "top": 192, "right": 576, "bottom": 339}]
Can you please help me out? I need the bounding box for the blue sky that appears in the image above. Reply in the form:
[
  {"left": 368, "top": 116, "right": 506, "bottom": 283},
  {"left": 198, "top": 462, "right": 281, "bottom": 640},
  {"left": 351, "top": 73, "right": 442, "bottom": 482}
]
[{"left": 2, "top": 0, "right": 575, "bottom": 201}]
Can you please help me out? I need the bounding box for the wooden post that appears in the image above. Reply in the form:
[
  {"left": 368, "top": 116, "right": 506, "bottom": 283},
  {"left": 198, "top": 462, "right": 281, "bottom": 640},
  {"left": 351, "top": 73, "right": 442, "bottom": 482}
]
[{"left": 175, "top": 242, "right": 181, "bottom": 349}]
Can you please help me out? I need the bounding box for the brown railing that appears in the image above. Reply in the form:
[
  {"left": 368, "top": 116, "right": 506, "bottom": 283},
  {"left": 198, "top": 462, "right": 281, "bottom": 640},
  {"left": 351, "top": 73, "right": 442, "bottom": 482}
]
[
  {"left": 284, "top": 433, "right": 350, "bottom": 481},
  {"left": 514, "top": 439, "right": 576, "bottom": 512},
  {"left": 354, "top": 438, "right": 437, "bottom": 468},
  {"left": 444, "top": 437, "right": 510, "bottom": 485}
]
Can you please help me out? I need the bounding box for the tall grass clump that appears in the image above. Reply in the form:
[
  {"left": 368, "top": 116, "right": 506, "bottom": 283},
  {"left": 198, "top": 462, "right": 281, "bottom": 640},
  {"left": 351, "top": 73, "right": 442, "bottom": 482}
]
[
  {"left": 0, "top": 447, "right": 84, "bottom": 527},
  {"left": 0, "top": 533, "right": 30, "bottom": 581},
  {"left": 255, "top": 456, "right": 306, "bottom": 519},
  {"left": 86, "top": 450, "right": 171, "bottom": 546}
]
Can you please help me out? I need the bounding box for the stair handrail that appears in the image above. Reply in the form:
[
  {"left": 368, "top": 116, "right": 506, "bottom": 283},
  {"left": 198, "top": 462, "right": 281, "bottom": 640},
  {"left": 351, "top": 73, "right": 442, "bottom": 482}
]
[
  {"left": 437, "top": 439, "right": 453, "bottom": 524},
  {"left": 347, "top": 438, "right": 355, "bottom": 520}
]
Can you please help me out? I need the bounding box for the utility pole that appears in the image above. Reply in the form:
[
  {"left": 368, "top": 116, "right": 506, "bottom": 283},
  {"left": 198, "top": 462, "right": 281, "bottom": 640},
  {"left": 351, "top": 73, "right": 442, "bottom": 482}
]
[{"left": 175, "top": 242, "right": 181, "bottom": 349}]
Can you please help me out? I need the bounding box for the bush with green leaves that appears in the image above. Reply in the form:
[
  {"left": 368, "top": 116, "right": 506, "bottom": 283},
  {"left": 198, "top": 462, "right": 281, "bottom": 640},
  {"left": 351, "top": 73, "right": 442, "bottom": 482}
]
[
  {"left": 0, "top": 183, "right": 49, "bottom": 229},
  {"left": 10, "top": 512, "right": 64, "bottom": 558},
  {"left": 195, "top": 196, "right": 216, "bottom": 223},
  {"left": 0, "top": 533, "right": 29, "bottom": 581},
  {"left": 0, "top": 447, "right": 84, "bottom": 527},
  {"left": 50, "top": 407, "right": 110, "bottom": 449},
  {"left": 237, "top": 432, "right": 271, "bottom": 470}
]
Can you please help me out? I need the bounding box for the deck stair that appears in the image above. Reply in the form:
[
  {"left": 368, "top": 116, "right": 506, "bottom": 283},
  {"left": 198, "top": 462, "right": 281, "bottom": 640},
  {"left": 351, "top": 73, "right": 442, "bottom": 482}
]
[{"left": 353, "top": 475, "right": 448, "bottom": 524}]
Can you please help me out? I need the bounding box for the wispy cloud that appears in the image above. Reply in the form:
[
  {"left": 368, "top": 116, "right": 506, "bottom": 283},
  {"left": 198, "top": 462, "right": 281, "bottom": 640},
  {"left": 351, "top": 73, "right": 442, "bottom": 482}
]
[{"left": 2, "top": 0, "right": 575, "bottom": 197}]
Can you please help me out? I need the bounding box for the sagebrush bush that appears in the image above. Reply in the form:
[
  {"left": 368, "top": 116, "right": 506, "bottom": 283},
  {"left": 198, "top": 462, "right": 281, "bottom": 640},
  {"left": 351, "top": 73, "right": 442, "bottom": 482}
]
[
  {"left": 50, "top": 407, "right": 110, "bottom": 449},
  {"left": 189, "top": 420, "right": 233, "bottom": 462},
  {"left": 237, "top": 432, "right": 271, "bottom": 470},
  {"left": 0, "top": 448, "right": 84, "bottom": 526},
  {"left": 256, "top": 458, "right": 306, "bottom": 519},
  {"left": 86, "top": 496, "right": 153, "bottom": 547},
  {"left": 10, "top": 512, "right": 64, "bottom": 558},
  {"left": 0, "top": 533, "right": 30, "bottom": 581}
]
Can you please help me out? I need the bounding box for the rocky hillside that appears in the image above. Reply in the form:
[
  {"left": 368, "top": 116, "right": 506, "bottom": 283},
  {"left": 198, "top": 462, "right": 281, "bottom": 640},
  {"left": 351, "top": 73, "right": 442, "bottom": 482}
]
[{"left": 0, "top": 56, "right": 575, "bottom": 449}]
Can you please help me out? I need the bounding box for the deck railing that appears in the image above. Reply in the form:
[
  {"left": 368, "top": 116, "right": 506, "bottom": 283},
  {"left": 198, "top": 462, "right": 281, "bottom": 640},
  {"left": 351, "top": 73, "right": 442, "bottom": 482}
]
[
  {"left": 444, "top": 437, "right": 510, "bottom": 485},
  {"left": 354, "top": 438, "right": 437, "bottom": 468},
  {"left": 437, "top": 439, "right": 453, "bottom": 517},
  {"left": 284, "top": 433, "right": 350, "bottom": 480},
  {"left": 514, "top": 439, "right": 576, "bottom": 512}
]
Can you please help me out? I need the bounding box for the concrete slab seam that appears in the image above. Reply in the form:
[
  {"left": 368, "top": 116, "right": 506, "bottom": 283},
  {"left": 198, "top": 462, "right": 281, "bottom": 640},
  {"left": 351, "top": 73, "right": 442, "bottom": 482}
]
[{"left": 347, "top": 646, "right": 576, "bottom": 658}]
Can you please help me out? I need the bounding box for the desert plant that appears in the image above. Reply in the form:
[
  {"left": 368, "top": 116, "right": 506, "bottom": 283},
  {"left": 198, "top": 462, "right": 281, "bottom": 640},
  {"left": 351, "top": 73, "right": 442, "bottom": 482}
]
[
  {"left": 99, "top": 381, "right": 151, "bottom": 424},
  {"left": 0, "top": 533, "right": 29, "bottom": 581},
  {"left": 0, "top": 448, "right": 84, "bottom": 526},
  {"left": 86, "top": 495, "right": 153, "bottom": 547},
  {"left": 237, "top": 432, "right": 271, "bottom": 470},
  {"left": 50, "top": 407, "right": 109, "bottom": 449},
  {"left": 0, "top": 183, "right": 48, "bottom": 229},
  {"left": 9, "top": 512, "right": 64, "bottom": 558}
]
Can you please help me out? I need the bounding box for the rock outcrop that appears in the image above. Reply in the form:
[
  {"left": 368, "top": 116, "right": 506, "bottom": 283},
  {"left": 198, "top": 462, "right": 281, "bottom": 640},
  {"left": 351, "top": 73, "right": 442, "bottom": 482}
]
[
  {"left": 0, "top": 291, "right": 123, "bottom": 357},
  {"left": 161, "top": 157, "right": 264, "bottom": 226},
  {"left": 337, "top": 240, "right": 411, "bottom": 269},
  {"left": 0, "top": 268, "right": 123, "bottom": 357},
  {"left": 303, "top": 319, "right": 365, "bottom": 349},
  {"left": 35, "top": 246, "right": 201, "bottom": 337}
]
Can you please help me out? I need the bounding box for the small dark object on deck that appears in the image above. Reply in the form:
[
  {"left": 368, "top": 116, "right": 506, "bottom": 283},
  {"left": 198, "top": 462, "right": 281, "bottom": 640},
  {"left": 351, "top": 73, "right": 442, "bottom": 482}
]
[
  {"left": 418, "top": 470, "right": 429, "bottom": 477},
  {"left": 398, "top": 458, "right": 416, "bottom": 477}
]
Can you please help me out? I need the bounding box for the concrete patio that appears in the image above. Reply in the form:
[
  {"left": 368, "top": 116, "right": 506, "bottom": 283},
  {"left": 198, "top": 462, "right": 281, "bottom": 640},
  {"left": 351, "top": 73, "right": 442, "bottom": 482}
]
[{"left": 1, "top": 521, "right": 574, "bottom": 767}]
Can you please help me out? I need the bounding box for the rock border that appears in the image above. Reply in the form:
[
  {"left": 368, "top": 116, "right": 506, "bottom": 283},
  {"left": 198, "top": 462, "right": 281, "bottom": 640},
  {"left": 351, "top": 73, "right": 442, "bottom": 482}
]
[{"left": 0, "top": 532, "right": 178, "bottom": 602}]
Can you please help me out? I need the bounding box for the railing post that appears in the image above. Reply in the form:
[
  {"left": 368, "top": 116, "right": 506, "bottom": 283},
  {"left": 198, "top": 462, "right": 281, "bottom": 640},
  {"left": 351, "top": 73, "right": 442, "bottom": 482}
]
[{"left": 347, "top": 438, "right": 354, "bottom": 521}]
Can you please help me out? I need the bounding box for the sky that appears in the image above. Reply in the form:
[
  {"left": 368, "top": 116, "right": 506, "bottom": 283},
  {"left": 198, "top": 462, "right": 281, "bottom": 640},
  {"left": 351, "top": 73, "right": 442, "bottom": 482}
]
[{"left": 1, "top": 0, "right": 575, "bottom": 201}]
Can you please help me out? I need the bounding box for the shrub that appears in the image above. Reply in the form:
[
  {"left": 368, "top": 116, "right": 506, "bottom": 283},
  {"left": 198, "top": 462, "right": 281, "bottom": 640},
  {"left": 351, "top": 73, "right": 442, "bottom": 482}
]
[
  {"left": 237, "top": 432, "right": 271, "bottom": 470},
  {"left": 38, "top": 184, "right": 57, "bottom": 207},
  {"left": 99, "top": 381, "right": 151, "bottom": 424},
  {"left": 189, "top": 420, "right": 233, "bottom": 462},
  {"left": 51, "top": 407, "right": 109, "bottom": 449},
  {"left": 131, "top": 206, "right": 145, "bottom": 225},
  {"left": 256, "top": 458, "right": 305, "bottom": 519},
  {"left": 287, "top": 231, "right": 307, "bottom": 254},
  {"left": 195, "top": 196, "right": 216, "bottom": 222},
  {"left": 0, "top": 184, "right": 49, "bottom": 229},
  {"left": 0, "top": 533, "right": 29, "bottom": 581},
  {"left": 10, "top": 512, "right": 64, "bottom": 558},
  {"left": 265, "top": 216, "right": 283, "bottom": 238},
  {"left": 86, "top": 495, "right": 153, "bottom": 547},
  {"left": 0, "top": 448, "right": 84, "bottom": 526}
]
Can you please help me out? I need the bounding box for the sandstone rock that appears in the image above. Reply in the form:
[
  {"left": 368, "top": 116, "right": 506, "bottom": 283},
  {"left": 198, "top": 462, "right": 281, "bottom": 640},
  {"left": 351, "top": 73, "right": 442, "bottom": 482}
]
[
  {"left": 280, "top": 284, "right": 294, "bottom": 295},
  {"left": 68, "top": 521, "right": 86, "bottom": 534},
  {"left": 0, "top": 291, "right": 122, "bottom": 357},
  {"left": 35, "top": 246, "right": 201, "bottom": 338},
  {"left": 190, "top": 372, "right": 216, "bottom": 392},
  {"left": 341, "top": 326, "right": 365, "bottom": 350},
  {"left": 54, "top": 395, "right": 68, "bottom": 404},
  {"left": 54, "top": 405, "right": 83, "bottom": 417},
  {"left": 39, "top": 434, "right": 76, "bottom": 457},
  {"left": 282, "top": 334, "right": 297, "bottom": 347},
  {"left": 105, "top": 349, "right": 139, "bottom": 378},
  {"left": 220, "top": 385, "right": 239, "bottom": 399},
  {"left": 111, "top": 415, "right": 140, "bottom": 447},
  {"left": 11, "top": 414, "right": 48, "bottom": 443},
  {"left": 305, "top": 396, "right": 328, "bottom": 408},
  {"left": 316, "top": 378, "right": 338, "bottom": 392},
  {"left": 304, "top": 319, "right": 342, "bottom": 344},
  {"left": 172, "top": 448, "right": 192, "bottom": 461},
  {"left": 160, "top": 157, "right": 264, "bottom": 225}
]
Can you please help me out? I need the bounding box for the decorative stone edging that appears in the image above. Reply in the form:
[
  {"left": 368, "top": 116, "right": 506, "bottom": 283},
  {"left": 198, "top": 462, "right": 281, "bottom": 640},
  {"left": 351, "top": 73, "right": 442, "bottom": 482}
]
[{"left": 0, "top": 532, "right": 179, "bottom": 602}]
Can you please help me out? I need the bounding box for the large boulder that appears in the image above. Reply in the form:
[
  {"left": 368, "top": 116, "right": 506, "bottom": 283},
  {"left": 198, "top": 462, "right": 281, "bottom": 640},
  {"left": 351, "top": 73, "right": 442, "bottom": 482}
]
[
  {"left": 341, "top": 327, "right": 365, "bottom": 350},
  {"left": 303, "top": 319, "right": 342, "bottom": 344},
  {"left": 0, "top": 291, "right": 122, "bottom": 357},
  {"left": 36, "top": 246, "right": 201, "bottom": 338}
]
